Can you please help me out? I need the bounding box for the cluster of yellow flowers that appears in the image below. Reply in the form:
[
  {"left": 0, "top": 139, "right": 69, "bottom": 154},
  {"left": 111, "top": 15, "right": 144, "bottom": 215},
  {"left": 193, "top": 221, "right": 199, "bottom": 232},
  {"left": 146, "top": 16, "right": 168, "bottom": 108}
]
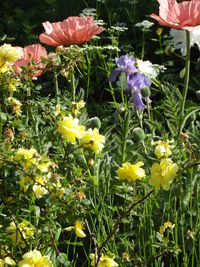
[
  {"left": 0, "top": 43, "right": 21, "bottom": 73},
  {"left": 90, "top": 253, "right": 118, "bottom": 267},
  {"left": 6, "top": 220, "right": 34, "bottom": 248},
  {"left": 57, "top": 115, "right": 105, "bottom": 154},
  {"left": 14, "top": 148, "right": 64, "bottom": 199},
  {"left": 149, "top": 140, "right": 178, "bottom": 191},
  {"left": 117, "top": 162, "right": 145, "bottom": 183},
  {"left": 18, "top": 249, "right": 53, "bottom": 267}
]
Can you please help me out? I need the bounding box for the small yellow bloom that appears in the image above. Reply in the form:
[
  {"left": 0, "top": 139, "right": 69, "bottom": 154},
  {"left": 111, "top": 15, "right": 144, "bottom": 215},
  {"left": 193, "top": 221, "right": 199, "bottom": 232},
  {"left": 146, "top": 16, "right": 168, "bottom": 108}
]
[
  {"left": 0, "top": 257, "right": 16, "bottom": 266},
  {"left": 7, "top": 97, "right": 22, "bottom": 116},
  {"left": 122, "top": 252, "right": 130, "bottom": 262},
  {"left": 64, "top": 221, "right": 86, "bottom": 238},
  {"left": 54, "top": 104, "right": 61, "bottom": 117},
  {"left": 118, "top": 162, "right": 145, "bottom": 183},
  {"left": 88, "top": 159, "right": 94, "bottom": 166},
  {"left": 149, "top": 158, "right": 178, "bottom": 191},
  {"left": 160, "top": 221, "right": 175, "bottom": 234},
  {"left": 81, "top": 128, "right": 105, "bottom": 154},
  {"left": 57, "top": 115, "right": 85, "bottom": 143},
  {"left": 33, "top": 174, "right": 48, "bottom": 198},
  {"left": 152, "top": 140, "right": 174, "bottom": 159},
  {"left": 19, "top": 176, "right": 31, "bottom": 192},
  {"left": 18, "top": 249, "right": 53, "bottom": 267},
  {"left": 90, "top": 253, "right": 118, "bottom": 267},
  {"left": 8, "top": 79, "right": 22, "bottom": 93},
  {"left": 72, "top": 100, "right": 85, "bottom": 115}
]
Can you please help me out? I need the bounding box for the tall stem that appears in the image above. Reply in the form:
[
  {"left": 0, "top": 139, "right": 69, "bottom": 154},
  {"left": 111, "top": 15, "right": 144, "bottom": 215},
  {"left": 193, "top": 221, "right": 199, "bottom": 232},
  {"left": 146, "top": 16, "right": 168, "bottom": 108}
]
[
  {"left": 177, "top": 30, "right": 190, "bottom": 137},
  {"left": 72, "top": 71, "right": 76, "bottom": 102},
  {"left": 54, "top": 71, "right": 60, "bottom": 104}
]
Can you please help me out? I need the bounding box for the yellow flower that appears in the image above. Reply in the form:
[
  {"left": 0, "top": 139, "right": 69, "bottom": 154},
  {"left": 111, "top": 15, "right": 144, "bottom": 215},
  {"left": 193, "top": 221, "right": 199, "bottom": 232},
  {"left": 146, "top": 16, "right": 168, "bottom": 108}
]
[
  {"left": 160, "top": 221, "right": 175, "bottom": 234},
  {"left": 14, "top": 148, "right": 37, "bottom": 168},
  {"left": 0, "top": 257, "right": 16, "bottom": 266},
  {"left": 81, "top": 128, "right": 105, "bottom": 154},
  {"left": 57, "top": 115, "right": 85, "bottom": 143},
  {"left": 33, "top": 174, "right": 48, "bottom": 198},
  {"left": 117, "top": 162, "right": 145, "bottom": 183},
  {"left": 149, "top": 158, "right": 178, "bottom": 191},
  {"left": 54, "top": 104, "right": 61, "bottom": 117},
  {"left": 19, "top": 176, "right": 31, "bottom": 192},
  {"left": 7, "top": 220, "right": 34, "bottom": 248},
  {"left": 0, "top": 44, "right": 21, "bottom": 65},
  {"left": 90, "top": 253, "right": 118, "bottom": 267},
  {"left": 18, "top": 250, "right": 53, "bottom": 267},
  {"left": 8, "top": 79, "right": 22, "bottom": 93},
  {"left": 72, "top": 100, "right": 85, "bottom": 115},
  {"left": 7, "top": 97, "right": 22, "bottom": 116},
  {"left": 0, "top": 63, "right": 9, "bottom": 73},
  {"left": 152, "top": 140, "right": 174, "bottom": 159},
  {"left": 64, "top": 221, "right": 86, "bottom": 238}
]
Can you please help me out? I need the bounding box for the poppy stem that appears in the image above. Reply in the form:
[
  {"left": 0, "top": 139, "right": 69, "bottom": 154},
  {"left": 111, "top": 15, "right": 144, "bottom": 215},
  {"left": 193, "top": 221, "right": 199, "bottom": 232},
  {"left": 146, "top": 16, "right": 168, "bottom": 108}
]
[
  {"left": 54, "top": 71, "right": 60, "bottom": 104},
  {"left": 177, "top": 30, "right": 190, "bottom": 138},
  {"left": 72, "top": 71, "right": 76, "bottom": 102}
]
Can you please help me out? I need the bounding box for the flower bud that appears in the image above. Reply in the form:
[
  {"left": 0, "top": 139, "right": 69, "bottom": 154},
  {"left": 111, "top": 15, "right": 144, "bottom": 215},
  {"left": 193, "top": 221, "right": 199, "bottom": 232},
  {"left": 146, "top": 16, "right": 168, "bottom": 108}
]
[
  {"left": 88, "top": 159, "right": 94, "bottom": 166},
  {"left": 141, "top": 87, "right": 151, "bottom": 98},
  {"left": 132, "top": 127, "right": 145, "bottom": 143},
  {"left": 165, "top": 45, "right": 175, "bottom": 56},
  {"left": 87, "top": 117, "right": 101, "bottom": 129},
  {"left": 196, "top": 90, "right": 200, "bottom": 100}
]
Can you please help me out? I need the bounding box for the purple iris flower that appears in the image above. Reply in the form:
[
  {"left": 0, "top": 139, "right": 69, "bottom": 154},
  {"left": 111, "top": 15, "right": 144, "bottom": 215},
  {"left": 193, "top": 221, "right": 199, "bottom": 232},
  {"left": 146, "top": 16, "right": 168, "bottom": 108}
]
[
  {"left": 127, "top": 72, "right": 151, "bottom": 109},
  {"left": 108, "top": 55, "right": 151, "bottom": 109},
  {"left": 127, "top": 72, "right": 151, "bottom": 91},
  {"left": 108, "top": 55, "right": 137, "bottom": 82}
]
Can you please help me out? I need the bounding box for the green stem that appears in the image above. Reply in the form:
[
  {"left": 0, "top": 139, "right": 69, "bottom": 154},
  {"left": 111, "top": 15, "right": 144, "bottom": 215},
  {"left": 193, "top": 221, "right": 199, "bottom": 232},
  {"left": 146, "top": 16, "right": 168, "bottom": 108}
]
[
  {"left": 122, "top": 111, "right": 130, "bottom": 163},
  {"left": 177, "top": 30, "right": 190, "bottom": 138},
  {"left": 54, "top": 71, "right": 60, "bottom": 104},
  {"left": 120, "top": 73, "right": 125, "bottom": 105},
  {"left": 141, "top": 30, "right": 145, "bottom": 60},
  {"left": 72, "top": 71, "right": 76, "bottom": 102}
]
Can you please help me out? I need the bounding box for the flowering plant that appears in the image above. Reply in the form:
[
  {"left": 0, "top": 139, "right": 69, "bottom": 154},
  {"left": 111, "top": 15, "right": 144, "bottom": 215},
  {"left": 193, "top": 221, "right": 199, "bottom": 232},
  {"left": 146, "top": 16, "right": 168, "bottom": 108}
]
[{"left": 39, "top": 16, "right": 105, "bottom": 47}]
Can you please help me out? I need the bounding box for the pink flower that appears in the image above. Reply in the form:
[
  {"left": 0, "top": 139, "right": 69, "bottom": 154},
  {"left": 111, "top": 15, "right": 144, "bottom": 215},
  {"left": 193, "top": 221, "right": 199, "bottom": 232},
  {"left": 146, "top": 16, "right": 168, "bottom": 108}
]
[
  {"left": 150, "top": 0, "right": 200, "bottom": 31},
  {"left": 39, "top": 16, "right": 105, "bottom": 47},
  {"left": 14, "top": 44, "right": 48, "bottom": 78}
]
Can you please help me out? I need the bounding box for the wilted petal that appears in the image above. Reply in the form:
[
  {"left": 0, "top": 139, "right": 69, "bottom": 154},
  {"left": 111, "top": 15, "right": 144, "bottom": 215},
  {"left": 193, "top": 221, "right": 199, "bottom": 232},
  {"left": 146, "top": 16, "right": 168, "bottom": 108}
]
[
  {"left": 131, "top": 91, "right": 146, "bottom": 110},
  {"left": 108, "top": 69, "right": 121, "bottom": 82}
]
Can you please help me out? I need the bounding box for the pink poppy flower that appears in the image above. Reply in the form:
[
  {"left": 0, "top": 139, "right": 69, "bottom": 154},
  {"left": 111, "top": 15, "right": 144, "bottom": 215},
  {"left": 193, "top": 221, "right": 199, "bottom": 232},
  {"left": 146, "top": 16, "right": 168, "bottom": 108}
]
[
  {"left": 14, "top": 44, "right": 48, "bottom": 78},
  {"left": 150, "top": 0, "right": 200, "bottom": 31},
  {"left": 39, "top": 16, "right": 105, "bottom": 47}
]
